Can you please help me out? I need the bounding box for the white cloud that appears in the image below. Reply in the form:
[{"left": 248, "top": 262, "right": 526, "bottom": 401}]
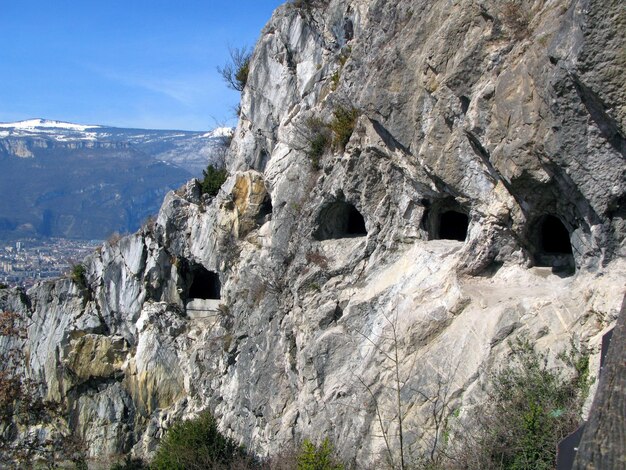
[{"left": 87, "top": 64, "right": 224, "bottom": 106}]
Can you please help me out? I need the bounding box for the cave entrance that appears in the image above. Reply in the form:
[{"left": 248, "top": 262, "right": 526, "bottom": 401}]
[
  {"left": 532, "top": 215, "right": 575, "bottom": 274},
  {"left": 421, "top": 198, "right": 470, "bottom": 242},
  {"left": 438, "top": 210, "right": 469, "bottom": 241},
  {"left": 539, "top": 215, "right": 572, "bottom": 254},
  {"left": 314, "top": 201, "right": 367, "bottom": 240},
  {"left": 257, "top": 193, "right": 273, "bottom": 224},
  {"left": 188, "top": 265, "right": 221, "bottom": 300}
]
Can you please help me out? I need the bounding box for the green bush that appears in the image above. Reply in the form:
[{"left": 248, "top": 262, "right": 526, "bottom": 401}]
[
  {"left": 235, "top": 60, "right": 250, "bottom": 91},
  {"left": 70, "top": 263, "right": 87, "bottom": 290},
  {"left": 330, "top": 107, "right": 359, "bottom": 150},
  {"left": 0, "top": 283, "right": 7, "bottom": 289},
  {"left": 452, "top": 337, "right": 590, "bottom": 470},
  {"left": 289, "top": 0, "right": 331, "bottom": 11},
  {"left": 297, "top": 438, "right": 344, "bottom": 470},
  {"left": 304, "top": 117, "right": 331, "bottom": 170},
  {"left": 301, "top": 106, "right": 359, "bottom": 168},
  {"left": 308, "top": 134, "right": 330, "bottom": 170},
  {"left": 201, "top": 164, "right": 228, "bottom": 197},
  {"left": 151, "top": 411, "right": 244, "bottom": 470}
]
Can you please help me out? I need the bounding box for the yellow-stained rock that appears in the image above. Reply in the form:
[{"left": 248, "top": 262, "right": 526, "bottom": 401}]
[
  {"left": 64, "top": 334, "right": 128, "bottom": 385},
  {"left": 231, "top": 171, "right": 269, "bottom": 237}
]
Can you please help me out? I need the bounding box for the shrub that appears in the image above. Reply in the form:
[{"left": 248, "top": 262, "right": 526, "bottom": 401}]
[
  {"left": 201, "top": 164, "right": 228, "bottom": 197},
  {"left": 289, "top": 0, "right": 331, "bottom": 12},
  {"left": 330, "top": 106, "right": 359, "bottom": 150},
  {"left": 338, "top": 47, "right": 351, "bottom": 66},
  {"left": 450, "top": 337, "right": 590, "bottom": 469},
  {"left": 301, "top": 106, "right": 359, "bottom": 168},
  {"left": 304, "top": 117, "right": 331, "bottom": 170},
  {"left": 218, "top": 47, "right": 252, "bottom": 92},
  {"left": 306, "top": 250, "right": 329, "bottom": 269},
  {"left": 151, "top": 411, "right": 245, "bottom": 470},
  {"left": 0, "top": 283, "right": 7, "bottom": 289},
  {"left": 297, "top": 438, "right": 344, "bottom": 470},
  {"left": 70, "top": 263, "right": 87, "bottom": 290}
]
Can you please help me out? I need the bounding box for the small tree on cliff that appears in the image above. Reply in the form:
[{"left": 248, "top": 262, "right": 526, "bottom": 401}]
[
  {"left": 218, "top": 46, "right": 252, "bottom": 92},
  {"left": 200, "top": 164, "right": 228, "bottom": 197}
]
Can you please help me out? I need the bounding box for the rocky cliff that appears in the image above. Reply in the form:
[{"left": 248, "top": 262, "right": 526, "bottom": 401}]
[{"left": 0, "top": 0, "right": 624, "bottom": 466}]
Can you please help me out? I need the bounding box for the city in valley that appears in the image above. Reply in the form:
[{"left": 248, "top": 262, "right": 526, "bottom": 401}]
[{"left": 0, "top": 238, "right": 102, "bottom": 289}]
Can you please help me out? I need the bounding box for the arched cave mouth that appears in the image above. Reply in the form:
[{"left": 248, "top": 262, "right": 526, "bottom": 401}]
[
  {"left": 314, "top": 201, "right": 367, "bottom": 241},
  {"left": 532, "top": 215, "right": 575, "bottom": 274},
  {"left": 257, "top": 194, "right": 273, "bottom": 224},
  {"left": 422, "top": 200, "right": 470, "bottom": 242},
  {"left": 420, "top": 197, "right": 470, "bottom": 242},
  {"left": 187, "top": 265, "right": 221, "bottom": 300},
  {"left": 539, "top": 215, "right": 572, "bottom": 254},
  {"left": 438, "top": 210, "right": 469, "bottom": 241}
]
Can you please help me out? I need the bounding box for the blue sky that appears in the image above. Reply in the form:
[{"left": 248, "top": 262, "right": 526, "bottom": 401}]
[{"left": 0, "top": 1, "right": 284, "bottom": 131}]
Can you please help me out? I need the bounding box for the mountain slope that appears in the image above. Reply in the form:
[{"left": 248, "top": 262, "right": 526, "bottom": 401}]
[{"left": 0, "top": 119, "right": 231, "bottom": 239}]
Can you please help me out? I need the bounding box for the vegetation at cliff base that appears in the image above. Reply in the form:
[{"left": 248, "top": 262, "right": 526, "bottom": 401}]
[
  {"left": 110, "top": 455, "right": 147, "bottom": 470},
  {"left": 149, "top": 412, "right": 345, "bottom": 470},
  {"left": 448, "top": 337, "right": 590, "bottom": 469},
  {"left": 296, "top": 438, "right": 344, "bottom": 470},
  {"left": 151, "top": 411, "right": 246, "bottom": 470}
]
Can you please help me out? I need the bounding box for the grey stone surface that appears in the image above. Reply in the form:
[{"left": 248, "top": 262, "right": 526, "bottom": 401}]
[{"left": 0, "top": 0, "right": 624, "bottom": 466}]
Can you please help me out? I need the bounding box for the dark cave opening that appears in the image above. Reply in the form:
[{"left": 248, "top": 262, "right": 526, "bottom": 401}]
[
  {"left": 347, "top": 206, "right": 367, "bottom": 235},
  {"left": 438, "top": 210, "right": 469, "bottom": 241},
  {"left": 539, "top": 215, "right": 573, "bottom": 254},
  {"left": 257, "top": 194, "right": 273, "bottom": 224},
  {"left": 460, "top": 95, "right": 470, "bottom": 114},
  {"left": 188, "top": 266, "right": 221, "bottom": 300},
  {"left": 314, "top": 201, "right": 367, "bottom": 240},
  {"left": 532, "top": 214, "right": 575, "bottom": 275}
]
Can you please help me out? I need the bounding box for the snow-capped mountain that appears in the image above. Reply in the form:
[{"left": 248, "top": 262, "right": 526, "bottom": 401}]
[
  {"left": 0, "top": 119, "right": 233, "bottom": 175},
  {"left": 0, "top": 118, "right": 101, "bottom": 132},
  {"left": 0, "top": 119, "right": 233, "bottom": 240}
]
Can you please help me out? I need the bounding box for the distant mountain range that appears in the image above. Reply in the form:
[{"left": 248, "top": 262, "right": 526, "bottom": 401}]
[{"left": 0, "top": 119, "right": 231, "bottom": 240}]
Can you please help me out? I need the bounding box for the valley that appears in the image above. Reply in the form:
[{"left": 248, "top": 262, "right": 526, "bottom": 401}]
[{"left": 0, "top": 119, "right": 230, "bottom": 241}]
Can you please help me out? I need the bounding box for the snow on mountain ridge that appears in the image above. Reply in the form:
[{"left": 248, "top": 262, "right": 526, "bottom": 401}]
[
  {"left": 0, "top": 119, "right": 236, "bottom": 175},
  {"left": 202, "top": 127, "right": 234, "bottom": 138},
  {"left": 0, "top": 118, "right": 101, "bottom": 131},
  {"left": 0, "top": 119, "right": 235, "bottom": 140}
]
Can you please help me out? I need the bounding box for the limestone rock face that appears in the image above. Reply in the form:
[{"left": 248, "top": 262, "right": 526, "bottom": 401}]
[{"left": 1, "top": 0, "right": 624, "bottom": 466}]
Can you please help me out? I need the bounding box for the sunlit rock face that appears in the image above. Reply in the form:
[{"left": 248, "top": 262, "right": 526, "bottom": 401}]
[{"left": 1, "top": 0, "right": 624, "bottom": 466}]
